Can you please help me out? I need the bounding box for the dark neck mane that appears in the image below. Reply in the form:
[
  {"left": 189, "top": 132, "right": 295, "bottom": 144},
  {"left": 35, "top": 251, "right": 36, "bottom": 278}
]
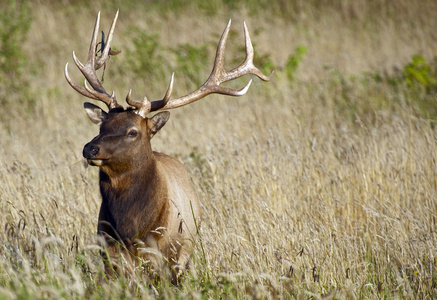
[{"left": 97, "top": 156, "right": 170, "bottom": 242}]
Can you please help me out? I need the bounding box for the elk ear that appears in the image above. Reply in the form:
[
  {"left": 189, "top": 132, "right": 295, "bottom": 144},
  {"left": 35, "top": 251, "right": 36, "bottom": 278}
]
[
  {"left": 149, "top": 111, "right": 170, "bottom": 138},
  {"left": 84, "top": 102, "right": 108, "bottom": 125}
]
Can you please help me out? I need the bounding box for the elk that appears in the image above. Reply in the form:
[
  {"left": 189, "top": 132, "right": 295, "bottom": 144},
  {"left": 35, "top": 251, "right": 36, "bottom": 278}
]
[{"left": 65, "top": 11, "right": 272, "bottom": 282}]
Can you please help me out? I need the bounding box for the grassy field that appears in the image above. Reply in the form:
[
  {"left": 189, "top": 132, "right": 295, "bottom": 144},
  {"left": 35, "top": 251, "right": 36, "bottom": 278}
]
[{"left": 1, "top": 0, "right": 437, "bottom": 298}]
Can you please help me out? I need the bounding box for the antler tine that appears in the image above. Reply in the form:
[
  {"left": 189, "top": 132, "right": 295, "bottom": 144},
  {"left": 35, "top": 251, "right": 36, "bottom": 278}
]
[
  {"left": 86, "top": 10, "right": 101, "bottom": 69},
  {"left": 65, "top": 62, "right": 99, "bottom": 100},
  {"left": 126, "top": 73, "right": 175, "bottom": 117},
  {"left": 65, "top": 11, "right": 121, "bottom": 109},
  {"left": 126, "top": 90, "right": 151, "bottom": 118},
  {"left": 207, "top": 20, "right": 232, "bottom": 86},
  {"left": 95, "top": 10, "right": 119, "bottom": 69},
  {"left": 151, "top": 73, "right": 174, "bottom": 111},
  {"left": 232, "top": 22, "right": 274, "bottom": 82},
  {"left": 148, "top": 20, "right": 272, "bottom": 112}
]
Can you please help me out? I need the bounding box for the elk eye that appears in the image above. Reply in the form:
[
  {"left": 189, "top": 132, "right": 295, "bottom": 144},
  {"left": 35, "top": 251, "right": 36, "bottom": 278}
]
[{"left": 127, "top": 128, "right": 138, "bottom": 138}]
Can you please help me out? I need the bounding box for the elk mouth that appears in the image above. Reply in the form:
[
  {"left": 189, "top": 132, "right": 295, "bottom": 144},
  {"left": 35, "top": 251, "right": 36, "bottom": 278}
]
[{"left": 87, "top": 158, "right": 105, "bottom": 166}]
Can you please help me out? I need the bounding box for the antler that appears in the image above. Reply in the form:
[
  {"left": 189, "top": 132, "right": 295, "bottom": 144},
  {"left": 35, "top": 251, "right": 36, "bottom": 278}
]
[
  {"left": 66, "top": 12, "right": 272, "bottom": 116},
  {"left": 127, "top": 20, "right": 273, "bottom": 116},
  {"left": 65, "top": 10, "right": 122, "bottom": 109},
  {"left": 126, "top": 73, "right": 175, "bottom": 118}
]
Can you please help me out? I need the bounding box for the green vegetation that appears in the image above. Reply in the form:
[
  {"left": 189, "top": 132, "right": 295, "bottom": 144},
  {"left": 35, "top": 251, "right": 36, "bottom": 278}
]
[
  {"left": 0, "top": 0, "right": 33, "bottom": 117},
  {"left": 1, "top": 0, "right": 437, "bottom": 298},
  {"left": 285, "top": 45, "right": 307, "bottom": 82},
  {"left": 172, "top": 43, "right": 210, "bottom": 87},
  {"left": 402, "top": 54, "right": 436, "bottom": 90},
  {"left": 124, "top": 27, "right": 167, "bottom": 82}
]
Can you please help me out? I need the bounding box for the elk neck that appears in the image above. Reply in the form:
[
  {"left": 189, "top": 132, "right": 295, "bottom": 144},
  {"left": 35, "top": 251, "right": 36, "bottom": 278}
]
[
  {"left": 98, "top": 149, "right": 164, "bottom": 203},
  {"left": 98, "top": 151, "right": 171, "bottom": 240}
]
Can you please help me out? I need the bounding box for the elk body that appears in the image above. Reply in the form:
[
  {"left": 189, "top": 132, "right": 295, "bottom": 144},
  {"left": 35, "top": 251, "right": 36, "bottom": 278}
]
[{"left": 65, "top": 11, "right": 271, "bottom": 282}]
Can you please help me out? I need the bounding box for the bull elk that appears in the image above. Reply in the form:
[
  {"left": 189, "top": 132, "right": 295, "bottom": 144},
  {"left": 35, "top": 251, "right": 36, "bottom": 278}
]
[{"left": 65, "top": 10, "right": 272, "bottom": 283}]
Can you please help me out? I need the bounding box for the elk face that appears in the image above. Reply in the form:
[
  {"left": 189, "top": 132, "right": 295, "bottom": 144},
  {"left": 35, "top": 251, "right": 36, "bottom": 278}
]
[{"left": 82, "top": 102, "right": 170, "bottom": 169}]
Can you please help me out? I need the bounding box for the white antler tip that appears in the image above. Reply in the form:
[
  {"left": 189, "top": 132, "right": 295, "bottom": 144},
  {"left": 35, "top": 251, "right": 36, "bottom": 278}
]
[
  {"left": 240, "top": 79, "right": 252, "bottom": 95},
  {"left": 242, "top": 79, "right": 252, "bottom": 95},
  {"left": 169, "top": 72, "right": 175, "bottom": 87},
  {"left": 72, "top": 51, "right": 83, "bottom": 68},
  {"left": 163, "top": 72, "right": 174, "bottom": 101},
  {"left": 113, "top": 9, "right": 119, "bottom": 23},
  {"left": 64, "top": 63, "right": 72, "bottom": 80},
  {"left": 243, "top": 22, "right": 249, "bottom": 33},
  {"left": 84, "top": 79, "right": 91, "bottom": 91}
]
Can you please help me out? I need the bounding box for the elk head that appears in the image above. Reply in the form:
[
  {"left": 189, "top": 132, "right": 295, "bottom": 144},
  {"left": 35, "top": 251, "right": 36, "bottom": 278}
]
[{"left": 81, "top": 104, "right": 170, "bottom": 172}]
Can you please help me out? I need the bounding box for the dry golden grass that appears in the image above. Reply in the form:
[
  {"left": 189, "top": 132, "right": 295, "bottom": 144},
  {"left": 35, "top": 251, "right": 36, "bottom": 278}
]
[{"left": 1, "top": 1, "right": 437, "bottom": 298}]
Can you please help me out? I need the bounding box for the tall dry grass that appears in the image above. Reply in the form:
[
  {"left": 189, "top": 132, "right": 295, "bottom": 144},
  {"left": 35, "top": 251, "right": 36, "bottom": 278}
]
[{"left": 0, "top": 0, "right": 437, "bottom": 298}]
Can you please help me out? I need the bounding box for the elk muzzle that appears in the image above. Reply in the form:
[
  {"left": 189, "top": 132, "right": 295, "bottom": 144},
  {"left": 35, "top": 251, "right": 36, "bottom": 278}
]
[{"left": 83, "top": 142, "right": 104, "bottom": 166}]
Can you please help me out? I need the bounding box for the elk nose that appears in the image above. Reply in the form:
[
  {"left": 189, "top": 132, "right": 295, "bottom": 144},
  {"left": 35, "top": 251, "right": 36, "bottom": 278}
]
[{"left": 83, "top": 143, "right": 100, "bottom": 159}]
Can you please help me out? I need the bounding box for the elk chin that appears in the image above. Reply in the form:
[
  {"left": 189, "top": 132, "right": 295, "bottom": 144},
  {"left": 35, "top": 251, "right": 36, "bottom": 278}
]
[{"left": 87, "top": 159, "right": 104, "bottom": 167}]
